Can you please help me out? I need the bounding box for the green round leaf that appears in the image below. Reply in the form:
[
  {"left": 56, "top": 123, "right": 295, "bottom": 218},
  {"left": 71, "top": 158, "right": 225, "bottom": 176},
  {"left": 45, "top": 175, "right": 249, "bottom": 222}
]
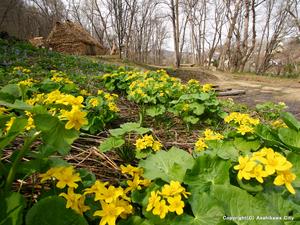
[{"left": 25, "top": 196, "right": 88, "bottom": 225}]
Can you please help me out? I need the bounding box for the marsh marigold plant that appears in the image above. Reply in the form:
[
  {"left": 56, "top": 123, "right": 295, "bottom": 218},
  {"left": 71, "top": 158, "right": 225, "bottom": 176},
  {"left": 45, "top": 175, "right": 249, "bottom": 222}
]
[{"left": 234, "top": 147, "right": 296, "bottom": 194}]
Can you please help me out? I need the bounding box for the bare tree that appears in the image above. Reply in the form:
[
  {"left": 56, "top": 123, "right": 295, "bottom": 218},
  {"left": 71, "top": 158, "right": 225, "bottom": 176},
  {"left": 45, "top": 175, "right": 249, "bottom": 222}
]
[
  {"left": 207, "top": 0, "right": 226, "bottom": 67},
  {"left": 164, "top": 0, "right": 181, "bottom": 67},
  {"left": 218, "top": 0, "right": 242, "bottom": 71},
  {"left": 257, "top": 1, "right": 293, "bottom": 74}
]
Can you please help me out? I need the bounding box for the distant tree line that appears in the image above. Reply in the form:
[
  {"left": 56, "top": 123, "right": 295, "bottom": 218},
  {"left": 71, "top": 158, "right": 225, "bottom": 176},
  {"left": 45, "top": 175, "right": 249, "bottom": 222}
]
[{"left": 1, "top": 0, "right": 300, "bottom": 75}]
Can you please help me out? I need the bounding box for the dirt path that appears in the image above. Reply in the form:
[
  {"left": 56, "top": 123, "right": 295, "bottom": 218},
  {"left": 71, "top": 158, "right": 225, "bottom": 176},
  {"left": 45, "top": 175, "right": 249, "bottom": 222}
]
[{"left": 212, "top": 71, "right": 300, "bottom": 118}]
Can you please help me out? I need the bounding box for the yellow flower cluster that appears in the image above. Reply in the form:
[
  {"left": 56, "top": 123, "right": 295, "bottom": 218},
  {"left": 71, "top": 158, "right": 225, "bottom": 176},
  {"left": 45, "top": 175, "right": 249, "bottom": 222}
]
[
  {"left": 25, "top": 87, "right": 119, "bottom": 131},
  {"left": 194, "top": 129, "right": 224, "bottom": 152},
  {"left": 187, "top": 79, "right": 200, "bottom": 85},
  {"left": 30, "top": 90, "right": 88, "bottom": 130},
  {"left": 84, "top": 181, "right": 133, "bottom": 225},
  {"left": 13, "top": 66, "right": 31, "bottom": 74},
  {"left": 80, "top": 89, "right": 91, "bottom": 96},
  {"left": 40, "top": 166, "right": 135, "bottom": 223},
  {"left": 234, "top": 147, "right": 296, "bottom": 194},
  {"left": 186, "top": 80, "right": 214, "bottom": 93},
  {"left": 120, "top": 164, "right": 151, "bottom": 193},
  {"left": 271, "top": 119, "right": 288, "bottom": 128},
  {"left": 25, "top": 111, "right": 35, "bottom": 130},
  {"left": 104, "top": 93, "right": 119, "bottom": 112},
  {"left": 40, "top": 166, "right": 82, "bottom": 189},
  {"left": 203, "top": 129, "right": 224, "bottom": 141},
  {"left": 182, "top": 103, "right": 189, "bottom": 112},
  {"left": 18, "top": 78, "right": 35, "bottom": 87},
  {"left": 89, "top": 97, "right": 100, "bottom": 107},
  {"left": 224, "top": 112, "right": 260, "bottom": 135},
  {"left": 26, "top": 93, "right": 45, "bottom": 106},
  {"left": 50, "top": 70, "right": 73, "bottom": 84},
  {"left": 44, "top": 90, "right": 84, "bottom": 107},
  {"left": 135, "top": 134, "right": 163, "bottom": 152},
  {"left": 202, "top": 83, "right": 213, "bottom": 92},
  {"left": 40, "top": 166, "right": 89, "bottom": 215},
  {"left": 126, "top": 70, "right": 183, "bottom": 104},
  {"left": 146, "top": 181, "right": 190, "bottom": 219},
  {"left": 108, "top": 102, "right": 119, "bottom": 112}
]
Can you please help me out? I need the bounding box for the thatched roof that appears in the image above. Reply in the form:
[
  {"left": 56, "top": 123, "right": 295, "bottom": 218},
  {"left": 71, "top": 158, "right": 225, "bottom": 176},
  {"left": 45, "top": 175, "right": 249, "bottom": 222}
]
[{"left": 46, "top": 20, "right": 105, "bottom": 50}]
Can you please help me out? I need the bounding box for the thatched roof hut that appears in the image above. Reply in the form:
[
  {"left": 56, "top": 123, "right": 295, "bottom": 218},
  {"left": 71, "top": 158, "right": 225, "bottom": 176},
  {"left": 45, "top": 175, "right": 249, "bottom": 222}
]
[{"left": 46, "top": 21, "right": 107, "bottom": 55}]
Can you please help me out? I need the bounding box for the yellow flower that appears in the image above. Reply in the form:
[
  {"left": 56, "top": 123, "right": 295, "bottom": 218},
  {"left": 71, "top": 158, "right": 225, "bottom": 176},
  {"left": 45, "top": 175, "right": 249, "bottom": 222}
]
[
  {"left": 182, "top": 104, "right": 189, "bottom": 112},
  {"left": 224, "top": 112, "right": 260, "bottom": 127},
  {"left": 194, "top": 138, "right": 208, "bottom": 152},
  {"left": 89, "top": 98, "right": 99, "bottom": 107},
  {"left": 140, "top": 178, "right": 151, "bottom": 187},
  {"left": 95, "top": 186, "right": 124, "bottom": 203},
  {"left": 44, "top": 90, "right": 62, "bottom": 104},
  {"left": 125, "top": 175, "right": 143, "bottom": 192},
  {"left": 146, "top": 191, "right": 161, "bottom": 212},
  {"left": 104, "top": 93, "right": 114, "bottom": 101},
  {"left": 136, "top": 88, "right": 145, "bottom": 97},
  {"left": 234, "top": 156, "right": 256, "bottom": 180},
  {"left": 25, "top": 111, "right": 35, "bottom": 130},
  {"left": 39, "top": 167, "right": 64, "bottom": 183},
  {"left": 108, "top": 102, "right": 119, "bottom": 112},
  {"left": 160, "top": 181, "right": 185, "bottom": 197},
  {"left": 120, "top": 165, "right": 143, "bottom": 177},
  {"left": 4, "top": 117, "right": 16, "bottom": 134},
  {"left": 274, "top": 170, "right": 296, "bottom": 194},
  {"left": 188, "top": 79, "right": 199, "bottom": 85},
  {"left": 271, "top": 119, "right": 288, "bottom": 128},
  {"left": 237, "top": 124, "right": 254, "bottom": 135},
  {"left": 248, "top": 118, "right": 260, "bottom": 126},
  {"left": 97, "top": 89, "right": 104, "bottom": 95},
  {"left": 203, "top": 129, "right": 224, "bottom": 141},
  {"left": 252, "top": 147, "right": 274, "bottom": 158},
  {"left": 152, "top": 141, "right": 162, "bottom": 151},
  {"left": 115, "top": 199, "right": 133, "bottom": 219},
  {"left": 152, "top": 199, "right": 169, "bottom": 219},
  {"left": 167, "top": 195, "right": 184, "bottom": 215},
  {"left": 57, "top": 95, "right": 84, "bottom": 107},
  {"left": 202, "top": 83, "right": 213, "bottom": 92},
  {"left": 51, "top": 76, "right": 64, "bottom": 83},
  {"left": 135, "top": 138, "right": 147, "bottom": 150},
  {"left": 59, "top": 188, "right": 90, "bottom": 215},
  {"left": 84, "top": 180, "right": 109, "bottom": 195},
  {"left": 18, "top": 78, "right": 34, "bottom": 87},
  {"left": 143, "top": 134, "right": 154, "bottom": 144},
  {"left": 94, "top": 201, "right": 125, "bottom": 225},
  {"left": 55, "top": 166, "right": 82, "bottom": 189},
  {"left": 60, "top": 106, "right": 88, "bottom": 130},
  {"left": 135, "top": 134, "right": 155, "bottom": 151},
  {"left": 263, "top": 152, "right": 292, "bottom": 175},
  {"left": 250, "top": 164, "right": 268, "bottom": 183}
]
